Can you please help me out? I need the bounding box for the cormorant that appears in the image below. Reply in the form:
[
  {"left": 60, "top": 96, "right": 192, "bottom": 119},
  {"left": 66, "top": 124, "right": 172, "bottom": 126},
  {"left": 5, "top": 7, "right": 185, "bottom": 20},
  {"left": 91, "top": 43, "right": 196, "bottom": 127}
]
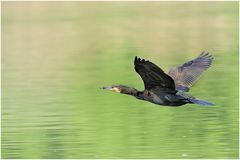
[{"left": 102, "top": 52, "right": 214, "bottom": 106}]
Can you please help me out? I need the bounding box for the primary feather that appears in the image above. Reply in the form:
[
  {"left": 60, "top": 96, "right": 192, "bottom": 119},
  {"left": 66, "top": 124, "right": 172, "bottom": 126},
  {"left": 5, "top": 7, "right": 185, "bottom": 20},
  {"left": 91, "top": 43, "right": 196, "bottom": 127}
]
[
  {"left": 134, "top": 56, "right": 175, "bottom": 90},
  {"left": 168, "top": 51, "right": 213, "bottom": 92}
]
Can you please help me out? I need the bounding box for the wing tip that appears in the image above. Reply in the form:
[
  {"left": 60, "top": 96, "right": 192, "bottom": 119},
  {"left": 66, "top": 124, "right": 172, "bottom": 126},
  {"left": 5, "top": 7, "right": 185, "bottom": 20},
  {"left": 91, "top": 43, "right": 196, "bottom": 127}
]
[
  {"left": 199, "top": 51, "right": 214, "bottom": 67},
  {"left": 200, "top": 51, "right": 214, "bottom": 59},
  {"left": 134, "top": 56, "right": 138, "bottom": 62},
  {"left": 134, "top": 56, "right": 148, "bottom": 64}
]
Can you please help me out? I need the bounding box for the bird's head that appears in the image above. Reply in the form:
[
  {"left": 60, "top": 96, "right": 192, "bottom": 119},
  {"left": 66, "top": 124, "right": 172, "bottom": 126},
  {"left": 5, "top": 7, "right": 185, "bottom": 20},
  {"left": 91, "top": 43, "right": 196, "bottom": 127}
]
[{"left": 101, "top": 85, "right": 125, "bottom": 93}]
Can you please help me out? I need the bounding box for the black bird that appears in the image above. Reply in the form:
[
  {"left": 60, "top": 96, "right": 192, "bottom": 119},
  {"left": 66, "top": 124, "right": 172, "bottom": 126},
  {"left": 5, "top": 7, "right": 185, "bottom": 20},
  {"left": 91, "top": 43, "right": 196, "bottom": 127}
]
[{"left": 102, "top": 52, "right": 214, "bottom": 106}]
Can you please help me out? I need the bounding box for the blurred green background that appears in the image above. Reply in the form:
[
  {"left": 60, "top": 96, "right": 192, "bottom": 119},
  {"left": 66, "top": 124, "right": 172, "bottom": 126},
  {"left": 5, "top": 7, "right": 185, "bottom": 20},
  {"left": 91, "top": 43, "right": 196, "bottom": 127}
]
[{"left": 2, "top": 1, "right": 238, "bottom": 159}]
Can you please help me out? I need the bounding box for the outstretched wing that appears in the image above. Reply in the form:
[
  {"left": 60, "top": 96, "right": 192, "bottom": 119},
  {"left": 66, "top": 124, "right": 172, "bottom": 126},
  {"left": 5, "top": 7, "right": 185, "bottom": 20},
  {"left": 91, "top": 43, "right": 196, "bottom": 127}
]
[
  {"left": 168, "top": 51, "right": 213, "bottom": 92},
  {"left": 134, "top": 56, "right": 175, "bottom": 90}
]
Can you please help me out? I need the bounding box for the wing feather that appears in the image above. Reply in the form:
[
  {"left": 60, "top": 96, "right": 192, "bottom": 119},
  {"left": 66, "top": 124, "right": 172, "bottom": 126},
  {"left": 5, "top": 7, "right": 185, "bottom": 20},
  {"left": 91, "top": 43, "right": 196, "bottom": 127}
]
[
  {"left": 168, "top": 51, "right": 213, "bottom": 92},
  {"left": 134, "top": 56, "right": 175, "bottom": 90}
]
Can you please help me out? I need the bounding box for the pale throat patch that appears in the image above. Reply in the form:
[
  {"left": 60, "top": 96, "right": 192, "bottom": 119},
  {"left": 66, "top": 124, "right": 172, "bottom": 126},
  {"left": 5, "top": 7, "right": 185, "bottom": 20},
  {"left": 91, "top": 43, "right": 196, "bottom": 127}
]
[{"left": 112, "top": 87, "right": 121, "bottom": 93}]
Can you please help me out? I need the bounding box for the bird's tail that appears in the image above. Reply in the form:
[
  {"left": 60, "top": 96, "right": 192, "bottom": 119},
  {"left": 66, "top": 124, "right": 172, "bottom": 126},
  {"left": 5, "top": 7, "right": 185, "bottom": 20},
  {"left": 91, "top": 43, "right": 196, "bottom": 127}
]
[{"left": 188, "top": 98, "right": 214, "bottom": 106}]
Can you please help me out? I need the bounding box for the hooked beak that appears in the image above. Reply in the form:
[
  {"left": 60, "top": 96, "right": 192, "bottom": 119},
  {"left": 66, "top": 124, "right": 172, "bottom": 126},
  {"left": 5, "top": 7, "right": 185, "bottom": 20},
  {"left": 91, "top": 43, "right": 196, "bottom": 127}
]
[{"left": 101, "top": 86, "right": 121, "bottom": 93}]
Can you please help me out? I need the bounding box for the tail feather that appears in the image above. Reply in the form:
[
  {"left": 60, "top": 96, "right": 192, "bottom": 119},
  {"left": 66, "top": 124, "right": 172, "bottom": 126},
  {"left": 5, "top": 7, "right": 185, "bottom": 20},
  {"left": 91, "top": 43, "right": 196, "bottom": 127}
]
[{"left": 189, "top": 98, "right": 214, "bottom": 106}]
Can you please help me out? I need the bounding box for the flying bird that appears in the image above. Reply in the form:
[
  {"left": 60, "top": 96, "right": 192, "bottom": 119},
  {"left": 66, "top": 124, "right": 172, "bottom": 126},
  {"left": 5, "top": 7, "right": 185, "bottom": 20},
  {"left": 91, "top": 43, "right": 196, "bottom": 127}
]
[{"left": 102, "top": 52, "right": 214, "bottom": 106}]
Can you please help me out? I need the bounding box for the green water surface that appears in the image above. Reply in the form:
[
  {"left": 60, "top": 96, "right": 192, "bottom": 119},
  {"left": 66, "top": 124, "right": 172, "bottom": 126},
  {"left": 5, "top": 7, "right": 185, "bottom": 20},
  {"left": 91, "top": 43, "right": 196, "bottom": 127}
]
[{"left": 2, "top": 2, "right": 239, "bottom": 159}]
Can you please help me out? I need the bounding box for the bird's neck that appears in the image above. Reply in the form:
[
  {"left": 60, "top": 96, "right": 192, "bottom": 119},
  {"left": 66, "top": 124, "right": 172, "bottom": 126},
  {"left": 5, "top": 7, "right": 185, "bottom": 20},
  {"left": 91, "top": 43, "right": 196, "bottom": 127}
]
[{"left": 120, "top": 87, "right": 139, "bottom": 97}]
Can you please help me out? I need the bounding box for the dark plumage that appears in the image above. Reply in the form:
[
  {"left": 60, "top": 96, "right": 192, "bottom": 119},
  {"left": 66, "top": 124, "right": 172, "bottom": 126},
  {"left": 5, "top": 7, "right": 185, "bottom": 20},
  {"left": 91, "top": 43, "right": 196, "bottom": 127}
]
[{"left": 102, "top": 51, "right": 214, "bottom": 107}]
